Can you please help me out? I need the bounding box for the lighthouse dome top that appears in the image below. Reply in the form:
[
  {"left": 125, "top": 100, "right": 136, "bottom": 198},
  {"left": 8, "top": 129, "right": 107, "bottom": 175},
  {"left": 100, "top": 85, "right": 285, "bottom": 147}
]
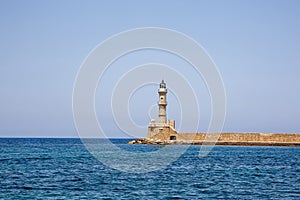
[{"left": 159, "top": 80, "right": 166, "bottom": 89}]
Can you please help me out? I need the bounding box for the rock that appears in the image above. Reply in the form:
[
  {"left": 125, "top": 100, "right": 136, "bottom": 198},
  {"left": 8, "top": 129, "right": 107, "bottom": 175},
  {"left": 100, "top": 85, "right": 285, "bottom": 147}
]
[{"left": 128, "top": 140, "right": 135, "bottom": 144}]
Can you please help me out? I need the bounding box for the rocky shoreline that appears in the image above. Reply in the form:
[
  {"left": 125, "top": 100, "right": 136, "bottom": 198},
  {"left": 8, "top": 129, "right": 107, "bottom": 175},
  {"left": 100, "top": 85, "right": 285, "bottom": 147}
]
[{"left": 128, "top": 138, "right": 300, "bottom": 146}]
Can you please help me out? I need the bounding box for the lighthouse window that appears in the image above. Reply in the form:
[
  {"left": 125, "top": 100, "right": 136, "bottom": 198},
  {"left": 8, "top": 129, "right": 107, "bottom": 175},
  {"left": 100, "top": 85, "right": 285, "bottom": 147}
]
[{"left": 160, "top": 97, "right": 164, "bottom": 100}]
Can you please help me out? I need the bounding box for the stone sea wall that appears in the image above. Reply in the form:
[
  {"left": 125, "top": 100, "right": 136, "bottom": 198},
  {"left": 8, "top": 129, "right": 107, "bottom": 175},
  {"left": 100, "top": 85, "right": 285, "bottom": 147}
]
[
  {"left": 129, "top": 133, "right": 300, "bottom": 146},
  {"left": 178, "top": 132, "right": 300, "bottom": 143}
]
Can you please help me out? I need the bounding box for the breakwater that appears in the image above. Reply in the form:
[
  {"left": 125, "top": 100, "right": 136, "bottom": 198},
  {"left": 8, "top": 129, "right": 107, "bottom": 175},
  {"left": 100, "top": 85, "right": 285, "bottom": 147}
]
[{"left": 128, "top": 133, "right": 300, "bottom": 146}]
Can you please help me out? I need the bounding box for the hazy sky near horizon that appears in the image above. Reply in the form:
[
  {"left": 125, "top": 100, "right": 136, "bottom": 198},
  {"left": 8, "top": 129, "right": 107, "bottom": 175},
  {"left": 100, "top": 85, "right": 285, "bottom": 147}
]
[{"left": 0, "top": 0, "right": 300, "bottom": 138}]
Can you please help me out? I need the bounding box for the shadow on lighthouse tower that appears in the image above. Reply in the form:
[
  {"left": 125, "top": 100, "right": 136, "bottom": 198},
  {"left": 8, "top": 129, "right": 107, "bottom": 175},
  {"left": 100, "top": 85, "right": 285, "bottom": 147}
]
[{"left": 148, "top": 80, "right": 178, "bottom": 140}]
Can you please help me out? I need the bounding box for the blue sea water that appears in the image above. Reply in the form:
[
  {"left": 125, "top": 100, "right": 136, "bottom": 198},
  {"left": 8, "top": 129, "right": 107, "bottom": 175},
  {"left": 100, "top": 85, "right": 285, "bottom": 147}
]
[{"left": 0, "top": 138, "right": 299, "bottom": 199}]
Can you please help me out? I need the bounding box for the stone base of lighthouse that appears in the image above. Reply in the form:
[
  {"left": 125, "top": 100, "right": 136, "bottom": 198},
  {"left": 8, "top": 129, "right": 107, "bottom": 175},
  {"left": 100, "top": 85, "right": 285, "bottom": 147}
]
[{"left": 148, "top": 120, "right": 177, "bottom": 141}]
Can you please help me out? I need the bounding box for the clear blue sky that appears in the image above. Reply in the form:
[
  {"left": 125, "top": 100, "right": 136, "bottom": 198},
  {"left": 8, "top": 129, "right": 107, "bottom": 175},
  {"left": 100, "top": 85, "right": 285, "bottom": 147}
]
[{"left": 0, "top": 0, "right": 300, "bottom": 138}]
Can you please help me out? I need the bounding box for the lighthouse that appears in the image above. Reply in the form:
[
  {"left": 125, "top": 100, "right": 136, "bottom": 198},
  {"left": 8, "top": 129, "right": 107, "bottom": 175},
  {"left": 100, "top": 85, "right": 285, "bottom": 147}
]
[
  {"left": 148, "top": 80, "right": 176, "bottom": 140},
  {"left": 158, "top": 80, "right": 167, "bottom": 124}
]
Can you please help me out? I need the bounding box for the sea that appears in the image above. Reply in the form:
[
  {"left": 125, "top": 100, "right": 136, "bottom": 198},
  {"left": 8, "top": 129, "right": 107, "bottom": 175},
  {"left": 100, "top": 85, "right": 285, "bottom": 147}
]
[{"left": 0, "top": 138, "right": 299, "bottom": 199}]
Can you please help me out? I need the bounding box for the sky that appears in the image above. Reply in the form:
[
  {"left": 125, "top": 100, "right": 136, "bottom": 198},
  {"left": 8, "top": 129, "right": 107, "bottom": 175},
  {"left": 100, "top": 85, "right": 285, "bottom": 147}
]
[{"left": 0, "top": 0, "right": 300, "bottom": 138}]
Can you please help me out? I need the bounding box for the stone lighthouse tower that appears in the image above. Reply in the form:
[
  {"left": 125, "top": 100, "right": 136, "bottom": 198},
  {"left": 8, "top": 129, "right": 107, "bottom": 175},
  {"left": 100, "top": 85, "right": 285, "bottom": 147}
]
[
  {"left": 148, "top": 80, "right": 177, "bottom": 140},
  {"left": 158, "top": 80, "right": 167, "bottom": 124}
]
